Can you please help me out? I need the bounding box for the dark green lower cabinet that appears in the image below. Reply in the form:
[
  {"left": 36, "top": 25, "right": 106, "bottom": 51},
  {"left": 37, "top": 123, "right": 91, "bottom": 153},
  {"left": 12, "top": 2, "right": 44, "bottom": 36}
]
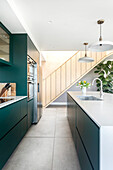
[
  {"left": 0, "top": 98, "right": 28, "bottom": 169},
  {"left": 28, "top": 99, "right": 33, "bottom": 128},
  {"left": 67, "top": 94, "right": 77, "bottom": 147},
  {"left": 0, "top": 116, "right": 27, "bottom": 169},
  {"left": 0, "top": 99, "right": 27, "bottom": 140},
  {"left": 76, "top": 130, "right": 93, "bottom": 170},
  {"left": 67, "top": 93, "right": 99, "bottom": 170},
  {"left": 77, "top": 106, "right": 99, "bottom": 170}
]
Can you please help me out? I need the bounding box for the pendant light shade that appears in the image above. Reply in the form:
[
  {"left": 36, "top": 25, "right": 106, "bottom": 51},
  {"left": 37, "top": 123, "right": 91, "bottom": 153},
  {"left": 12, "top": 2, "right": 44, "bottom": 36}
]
[
  {"left": 78, "top": 43, "right": 94, "bottom": 63},
  {"left": 89, "top": 19, "right": 113, "bottom": 52},
  {"left": 88, "top": 41, "right": 113, "bottom": 52}
]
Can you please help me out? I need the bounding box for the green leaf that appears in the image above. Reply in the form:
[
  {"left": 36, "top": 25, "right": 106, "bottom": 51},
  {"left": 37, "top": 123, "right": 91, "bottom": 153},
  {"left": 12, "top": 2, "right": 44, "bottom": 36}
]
[
  {"left": 94, "top": 70, "right": 100, "bottom": 73},
  {"left": 98, "top": 76, "right": 103, "bottom": 80},
  {"left": 96, "top": 80, "right": 100, "bottom": 83},
  {"left": 107, "top": 61, "right": 112, "bottom": 65},
  {"left": 97, "top": 83, "right": 100, "bottom": 87},
  {"left": 99, "top": 71, "right": 104, "bottom": 76},
  {"left": 102, "top": 81, "right": 107, "bottom": 85},
  {"left": 96, "top": 66, "right": 101, "bottom": 70}
]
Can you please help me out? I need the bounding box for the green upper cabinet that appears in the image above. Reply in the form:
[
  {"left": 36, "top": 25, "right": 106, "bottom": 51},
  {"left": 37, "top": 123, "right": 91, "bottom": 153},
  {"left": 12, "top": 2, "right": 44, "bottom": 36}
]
[
  {"left": 0, "top": 22, "right": 12, "bottom": 66},
  {"left": 0, "top": 34, "right": 27, "bottom": 96}
]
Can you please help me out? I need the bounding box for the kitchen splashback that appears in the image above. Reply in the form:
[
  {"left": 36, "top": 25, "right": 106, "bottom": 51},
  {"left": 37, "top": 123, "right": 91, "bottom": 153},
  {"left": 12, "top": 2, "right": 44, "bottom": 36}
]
[{"left": 0, "top": 83, "right": 16, "bottom": 97}]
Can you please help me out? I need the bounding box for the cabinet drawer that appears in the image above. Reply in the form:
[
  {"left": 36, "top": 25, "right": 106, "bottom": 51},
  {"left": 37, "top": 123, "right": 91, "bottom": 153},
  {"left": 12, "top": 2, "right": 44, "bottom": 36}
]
[
  {"left": 0, "top": 116, "right": 27, "bottom": 169},
  {"left": 0, "top": 101, "right": 21, "bottom": 139},
  {"left": 28, "top": 99, "right": 33, "bottom": 128},
  {"left": 21, "top": 99, "right": 27, "bottom": 118},
  {"left": 77, "top": 130, "right": 93, "bottom": 170},
  {"left": 77, "top": 106, "right": 99, "bottom": 170},
  {"left": 0, "top": 99, "right": 27, "bottom": 140}
]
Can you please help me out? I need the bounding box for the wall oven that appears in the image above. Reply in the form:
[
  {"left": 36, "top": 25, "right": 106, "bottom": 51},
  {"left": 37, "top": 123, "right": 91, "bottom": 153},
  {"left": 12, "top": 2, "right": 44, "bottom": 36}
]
[
  {"left": 27, "top": 56, "right": 35, "bottom": 100},
  {"left": 27, "top": 55, "right": 38, "bottom": 123}
]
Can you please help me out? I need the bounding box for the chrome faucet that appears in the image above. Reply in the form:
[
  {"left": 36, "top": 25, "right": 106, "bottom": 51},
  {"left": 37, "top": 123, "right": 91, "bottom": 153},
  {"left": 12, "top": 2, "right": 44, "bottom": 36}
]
[{"left": 92, "top": 78, "right": 104, "bottom": 99}]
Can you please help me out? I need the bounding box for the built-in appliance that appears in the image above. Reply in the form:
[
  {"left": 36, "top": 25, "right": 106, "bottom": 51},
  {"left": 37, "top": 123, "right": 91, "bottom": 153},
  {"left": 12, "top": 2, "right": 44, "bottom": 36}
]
[
  {"left": 27, "top": 56, "right": 38, "bottom": 123},
  {"left": 27, "top": 56, "right": 35, "bottom": 100}
]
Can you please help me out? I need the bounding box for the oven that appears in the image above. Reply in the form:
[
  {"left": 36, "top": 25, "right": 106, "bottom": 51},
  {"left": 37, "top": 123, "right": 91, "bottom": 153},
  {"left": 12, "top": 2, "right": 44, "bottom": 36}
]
[{"left": 27, "top": 56, "right": 35, "bottom": 100}]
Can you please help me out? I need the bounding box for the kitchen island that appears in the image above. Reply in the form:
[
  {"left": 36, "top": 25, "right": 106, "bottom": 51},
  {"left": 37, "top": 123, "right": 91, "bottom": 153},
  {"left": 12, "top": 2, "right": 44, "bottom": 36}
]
[{"left": 67, "top": 91, "right": 113, "bottom": 170}]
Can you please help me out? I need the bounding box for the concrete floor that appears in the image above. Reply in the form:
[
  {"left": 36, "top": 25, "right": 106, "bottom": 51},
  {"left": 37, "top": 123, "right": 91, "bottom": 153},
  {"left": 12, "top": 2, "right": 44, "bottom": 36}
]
[{"left": 3, "top": 107, "right": 81, "bottom": 170}]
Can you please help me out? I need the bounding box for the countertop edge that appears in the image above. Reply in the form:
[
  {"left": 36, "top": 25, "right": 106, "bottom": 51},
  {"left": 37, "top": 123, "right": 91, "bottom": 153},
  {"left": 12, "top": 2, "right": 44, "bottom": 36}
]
[{"left": 0, "top": 96, "right": 27, "bottom": 109}]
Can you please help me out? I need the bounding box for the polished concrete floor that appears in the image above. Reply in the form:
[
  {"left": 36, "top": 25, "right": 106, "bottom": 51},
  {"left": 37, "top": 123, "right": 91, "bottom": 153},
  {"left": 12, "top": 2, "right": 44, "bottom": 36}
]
[{"left": 3, "top": 107, "right": 81, "bottom": 170}]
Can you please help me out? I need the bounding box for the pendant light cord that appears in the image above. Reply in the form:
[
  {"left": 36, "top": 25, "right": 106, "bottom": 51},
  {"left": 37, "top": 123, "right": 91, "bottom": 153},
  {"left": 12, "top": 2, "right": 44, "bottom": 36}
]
[
  {"left": 99, "top": 23, "right": 102, "bottom": 41},
  {"left": 85, "top": 44, "right": 87, "bottom": 57}
]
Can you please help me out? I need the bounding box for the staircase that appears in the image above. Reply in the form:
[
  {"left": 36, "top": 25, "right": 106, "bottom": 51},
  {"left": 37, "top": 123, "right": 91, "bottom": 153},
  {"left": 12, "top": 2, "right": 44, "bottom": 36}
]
[{"left": 42, "top": 51, "right": 113, "bottom": 107}]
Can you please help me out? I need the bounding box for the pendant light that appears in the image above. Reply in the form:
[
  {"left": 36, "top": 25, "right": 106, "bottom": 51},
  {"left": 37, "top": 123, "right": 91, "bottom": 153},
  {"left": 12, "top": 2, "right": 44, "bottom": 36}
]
[
  {"left": 78, "top": 43, "right": 94, "bottom": 63},
  {"left": 89, "top": 19, "right": 113, "bottom": 52}
]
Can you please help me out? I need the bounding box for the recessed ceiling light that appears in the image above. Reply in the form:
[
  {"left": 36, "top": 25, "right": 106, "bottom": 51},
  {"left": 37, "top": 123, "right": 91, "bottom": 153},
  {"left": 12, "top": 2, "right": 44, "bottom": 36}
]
[{"left": 48, "top": 21, "right": 53, "bottom": 24}]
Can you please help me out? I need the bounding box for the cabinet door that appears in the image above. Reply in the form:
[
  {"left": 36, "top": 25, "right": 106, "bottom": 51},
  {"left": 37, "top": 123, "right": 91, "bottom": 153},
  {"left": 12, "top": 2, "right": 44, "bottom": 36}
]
[
  {"left": 67, "top": 94, "right": 72, "bottom": 130},
  {"left": 21, "top": 98, "right": 27, "bottom": 118},
  {"left": 73, "top": 101, "right": 77, "bottom": 147},
  {"left": 77, "top": 106, "right": 99, "bottom": 170},
  {"left": 0, "top": 116, "right": 27, "bottom": 169},
  {"left": 67, "top": 94, "right": 74, "bottom": 134},
  {"left": 0, "top": 101, "right": 20, "bottom": 139},
  {"left": 76, "top": 130, "right": 93, "bottom": 170},
  {"left": 0, "top": 23, "right": 11, "bottom": 65},
  {"left": 0, "top": 99, "right": 27, "bottom": 140},
  {"left": 28, "top": 99, "right": 33, "bottom": 128},
  {"left": 67, "top": 94, "right": 77, "bottom": 147}
]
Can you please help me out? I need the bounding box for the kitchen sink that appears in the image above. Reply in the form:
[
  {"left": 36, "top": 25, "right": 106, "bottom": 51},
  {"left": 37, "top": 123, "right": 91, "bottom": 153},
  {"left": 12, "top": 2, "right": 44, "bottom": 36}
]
[{"left": 77, "top": 95, "right": 103, "bottom": 101}]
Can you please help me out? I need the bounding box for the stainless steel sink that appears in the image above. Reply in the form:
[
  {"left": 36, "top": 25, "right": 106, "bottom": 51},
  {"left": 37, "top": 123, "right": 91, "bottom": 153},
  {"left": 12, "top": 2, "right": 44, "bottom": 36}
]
[{"left": 77, "top": 95, "right": 103, "bottom": 101}]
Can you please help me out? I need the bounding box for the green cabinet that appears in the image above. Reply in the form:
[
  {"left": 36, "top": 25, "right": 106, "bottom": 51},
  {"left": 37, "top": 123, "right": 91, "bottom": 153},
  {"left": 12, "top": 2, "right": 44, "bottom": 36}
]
[
  {"left": 77, "top": 106, "right": 99, "bottom": 170},
  {"left": 0, "top": 99, "right": 27, "bottom": 139},
  {"left": 0, "top": 22, "right": 12, "bottom": 66},
  {"left": 28, "top": 99, "right": 33, "bottom": 128},
  {"left": 0, "top": 98, "right": 27, "bottom": 169},
  {"left": 67, "top": 94, "right": 77, "bottom": 147},
  {"left": 0, "top": 116, "right": 27, "bottom": 169},
  {"left": 76, "top": 130, "right": 93, "bottom": 170},
  {"left": 67, "top": 93, "right": 99, "bottom": 170}
]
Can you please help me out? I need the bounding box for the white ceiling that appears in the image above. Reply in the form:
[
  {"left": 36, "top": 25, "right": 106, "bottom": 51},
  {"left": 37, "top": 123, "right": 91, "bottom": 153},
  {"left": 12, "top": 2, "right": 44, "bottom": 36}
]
[
  {"left": 0, "top": 0, "right": 25, "bottom": 33},
  {"left": 1, "top": 0, "right": 113, "bottom": 51}
]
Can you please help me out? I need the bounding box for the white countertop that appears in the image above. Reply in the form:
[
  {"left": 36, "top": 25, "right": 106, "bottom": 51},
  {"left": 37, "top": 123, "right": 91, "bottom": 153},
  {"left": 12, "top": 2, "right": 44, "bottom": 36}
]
[
  {"left": 0, "top": 96, "right": 27, "bottom": 109},
  {"left": 68, "top": 91, "right": 113, "bottom": 127}
]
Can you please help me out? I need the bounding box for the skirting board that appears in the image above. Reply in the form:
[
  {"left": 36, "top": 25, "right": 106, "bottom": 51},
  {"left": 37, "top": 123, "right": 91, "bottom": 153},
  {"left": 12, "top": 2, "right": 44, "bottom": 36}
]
[{"left": 50, "top": 102, "right": 67, "bottom": 106}]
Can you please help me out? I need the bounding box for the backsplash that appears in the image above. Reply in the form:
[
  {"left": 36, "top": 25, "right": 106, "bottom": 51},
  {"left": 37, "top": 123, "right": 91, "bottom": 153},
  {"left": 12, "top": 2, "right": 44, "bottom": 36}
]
[{"left": 0, "top": 83, "right": 16, "bottom": 97}]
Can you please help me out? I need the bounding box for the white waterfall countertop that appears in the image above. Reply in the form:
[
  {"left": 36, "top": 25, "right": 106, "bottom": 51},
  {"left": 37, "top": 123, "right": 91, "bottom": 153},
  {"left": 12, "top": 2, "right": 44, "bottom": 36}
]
[
  {"left": 67, "top": 91, "right": 113, "bottom": 127},
  {"left": 0, "top": 96, "right": 27, "bottom": 109}
]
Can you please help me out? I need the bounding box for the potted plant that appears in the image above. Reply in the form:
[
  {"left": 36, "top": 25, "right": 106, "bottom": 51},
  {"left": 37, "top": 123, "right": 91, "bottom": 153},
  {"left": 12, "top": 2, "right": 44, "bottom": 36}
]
[
  {"left": 94, "top": 60, "right": 113, "bottom": 93},
  {"left": 77, "top": 81, "right": 91, "bottom": 94}
]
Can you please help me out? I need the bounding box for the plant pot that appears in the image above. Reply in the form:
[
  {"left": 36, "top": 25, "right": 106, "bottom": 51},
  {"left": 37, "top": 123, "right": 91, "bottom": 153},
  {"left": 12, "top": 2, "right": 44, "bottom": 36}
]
[{"left": 82, "top": 87, "right": 86, "bottom": 95}]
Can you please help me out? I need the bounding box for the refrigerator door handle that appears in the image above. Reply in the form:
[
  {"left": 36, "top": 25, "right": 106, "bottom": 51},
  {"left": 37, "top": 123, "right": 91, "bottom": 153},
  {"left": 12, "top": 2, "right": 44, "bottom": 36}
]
[{"left": 38, "top": 83, "right": 39, "bottom": 92}]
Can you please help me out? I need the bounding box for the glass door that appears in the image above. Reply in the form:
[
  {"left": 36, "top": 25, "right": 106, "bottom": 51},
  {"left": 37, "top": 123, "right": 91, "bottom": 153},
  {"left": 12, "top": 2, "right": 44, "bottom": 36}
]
[{"left": 0, "top": 23, "right": 10, "bottom": 62}]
